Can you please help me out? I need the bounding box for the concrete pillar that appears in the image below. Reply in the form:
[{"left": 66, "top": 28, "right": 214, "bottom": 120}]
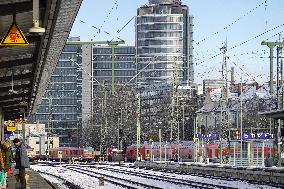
[
  {"left": 248, "top": 142, "right": 251, "bottom": 166},
  {"left": 81, "top": 44, "right": 92, "bottom": 140}
]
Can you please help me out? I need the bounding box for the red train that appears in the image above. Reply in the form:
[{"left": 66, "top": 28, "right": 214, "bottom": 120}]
[
  {"left": 49, "top": 147, "right": 96, "bottom": 161},
  {"left": 126, "top": 141, "right": 275, "bottom": 162},
  {"left": 126, "top": 141, "right": 194, "bottom": 162}
]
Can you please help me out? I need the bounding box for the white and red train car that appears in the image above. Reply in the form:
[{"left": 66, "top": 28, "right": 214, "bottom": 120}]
[
  {"left": 126, "top": 141, "right": 195, "bottom": 161},
  {"left": 49, "top": 147, "right": 96, "bottom": 161},
  {"left": 126, "top": 141, "right": 275, "bottom": 162}
]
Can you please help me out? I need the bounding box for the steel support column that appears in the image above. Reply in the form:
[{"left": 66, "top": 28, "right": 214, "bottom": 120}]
[
  {"left": 136, "top": 94, "right": 141, "bottom": 161},
  {"left": 0, "top": 108, "right": 3, "bottom": 141},
  {"left": 261, "top": 41, "right": 284, "bottom": 94}
]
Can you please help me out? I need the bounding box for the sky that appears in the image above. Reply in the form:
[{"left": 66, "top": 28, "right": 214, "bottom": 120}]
[{"left": 70, "top": 0, "right": 284, "bottom": 85}]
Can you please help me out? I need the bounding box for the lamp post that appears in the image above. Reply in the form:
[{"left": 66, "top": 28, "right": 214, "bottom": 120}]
[
  {"left": 177, "top": 120, "right": 180, "bottom": 162},
  {"left": 136, "top": 93, "right": 141, "bottom": 161},
  {"left": 159, "top": 128, "right": 162, "bottom": 162},
  {"left": 182, "top": 103, "right": 185, "bottom": 141},
  {"left": 164, "top": 141, "right": 167, "bottom": 161},
  {"left": 150, "top": 141, "right": 153, "bottom": 161},
  {"left": 240, "top": 64, "right": 244, "bottom": 166}
]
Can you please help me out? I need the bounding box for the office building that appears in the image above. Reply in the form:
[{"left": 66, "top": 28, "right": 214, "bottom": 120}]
[
  {"left": 92, "top": 46, "right": 136, "bottom": 87},
  {"left": 136, "top": 0, "right": 194, "bottom": 85},
  {"left": 81, "top": 45, "right": 136, "bottom": 120},
  {"left": 32, "top": 37, "right": 82, "bottom": 147},
  {"left": 80, "top": 45, "right": 136, "bottom": 150}
]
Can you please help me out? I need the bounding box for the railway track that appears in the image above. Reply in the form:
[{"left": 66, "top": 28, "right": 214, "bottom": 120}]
[
  {"left": 101, "top": 166, "right": 240, "bottom": 189},
  {"left": 38, "top": 162, "right": 283, "bottom": 189},
  {"left": 65, "top": 166, "right": 162, "bottom": 189},
  {"left": 145, "top": 167, "right": 284, "bottom": 189},
  {"left": 67, "top": 165, "right": 237, "bottom": 189}
]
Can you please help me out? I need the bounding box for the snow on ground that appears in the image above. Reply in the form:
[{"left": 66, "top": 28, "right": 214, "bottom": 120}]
[
  {"left": 31, "top": 164, "right": 124, "bottom": 189},
  {"left": 181, "top": 161, "right": 284, "bottom": 170},
  {"left": 31, "top": 163, "right": 282, "bottom": 189},
  {"left": 76, "top": 165, "right": 190, "bottom": 189},
  {"left": 95, "top": 164, "right": 281, "bottom": 189}
]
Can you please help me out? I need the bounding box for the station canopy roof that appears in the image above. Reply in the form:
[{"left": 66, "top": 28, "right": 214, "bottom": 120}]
[
  {"left": 0, "top": 0, "right": 82, "bottom": 120},
  {"left": 259, "top": 109, "right": 284, "bottom": 120}
]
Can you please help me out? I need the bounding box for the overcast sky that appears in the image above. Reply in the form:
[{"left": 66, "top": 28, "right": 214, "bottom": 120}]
[{"left": 70, "top": 0, "right": 284, "bottom": 84}]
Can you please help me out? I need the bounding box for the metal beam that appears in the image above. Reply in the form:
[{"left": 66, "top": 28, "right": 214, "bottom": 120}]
[
  {"left": 0, "top": 84, "right": 32, "bottom": 93},
  {"left": 0, "top": 97, "right": 29, "bottom": 105},
  {"left": 0, "top": 0, "right": 46, "bottom": 16},
  {"left": 0, "top": 73, "right": 33, "bottom": 83},
  {"left": 0, "top": 100, "right": 24, "bottom": 108},
  {"left": 4, "top": 112, "right": 23, "bottom": 120},
  {"left": 66, "top": 40, "right": 125, "bottom": 45},
  {"left": 3, "top": 106, "right": 27, "bottom": 112},
  {"left": 0, "top": 92, "right": 30, "bottom": 102},
  {"left": 3, "top": 109, "right": 22, "bottom": 114},
  {"left": 0, "top": 58, "right": 35, "bottom": 69}
]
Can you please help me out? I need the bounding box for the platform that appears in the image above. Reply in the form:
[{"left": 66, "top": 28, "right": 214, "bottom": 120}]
[
  {"left": 135, "top": 161, "right": 284, "bottom": 186},
  {"left": 7, "top": 168, "right": 54, "bottom": 189}
]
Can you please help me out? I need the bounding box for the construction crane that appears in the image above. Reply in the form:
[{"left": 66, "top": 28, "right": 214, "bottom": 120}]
[{"left": 66, "top": 39, "right": 125, "bottom": 95}]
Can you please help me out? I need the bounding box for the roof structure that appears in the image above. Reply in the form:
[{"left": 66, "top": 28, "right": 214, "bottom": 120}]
[
  {"left": 0, "top": 0, "right": 83, "bottom": 120},
  {"left": 259, "top": 109, "right": 284, "bottom": 120}
]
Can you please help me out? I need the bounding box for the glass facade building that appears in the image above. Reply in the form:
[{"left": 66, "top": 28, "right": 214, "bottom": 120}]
[
  {"left": 136, "top": 0, "right": 193, "bottom": 85},
  {"left": 32, "top": 37, "right": 82, "bottom": 147},
  {"left": 92, "top": 46, "right": 136, "bottom": 87},
  {"left": 81, "top": 45, "right": 136, "bottom": 131},
  {"left": 135, "top": 0, "right": 194, "bottom": 139}
]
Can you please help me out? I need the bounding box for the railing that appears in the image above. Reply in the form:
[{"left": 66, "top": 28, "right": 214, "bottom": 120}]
[
  {"left": 229, "top": 157, "right": 249, "bottom": 166},
  {"left": 229, "top": 156, "right": 264, "bottom": 167}
]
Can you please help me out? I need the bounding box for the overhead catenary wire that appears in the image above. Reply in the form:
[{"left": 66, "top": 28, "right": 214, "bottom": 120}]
[
  {"left": 117, "top": 16, "right": 135, "bottom": 34},
  {"left": 100, "top": 0, "right": 118, "bottom": 30},
  {"left": 195, "top": 46, "right": 276, "bottom": 84},
  {"left": 196, "top": 23, "right": 284, "bottom": 66},
  {"left": 264, "top": 0, "right": 268, "bottom": 32},
  {"left": 196, "top": 50, "right": 265, "bottom": 83},
  {"left": 78, "top": 2, "right": 135, "bottom": 42},
  {"left": 68, "top": 57, "right": 108, "bottom": 91},
  {"left": 196, "top": 0, "right": 267, "bottom": 45},
  {"left": 78, "top": 0, "right": 119, "bottom": 39}
]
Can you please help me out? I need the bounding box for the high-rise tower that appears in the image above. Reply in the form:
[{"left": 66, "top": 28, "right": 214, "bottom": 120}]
[{"left": 136, "top": 0, "right": 194, "bottom": 85}]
